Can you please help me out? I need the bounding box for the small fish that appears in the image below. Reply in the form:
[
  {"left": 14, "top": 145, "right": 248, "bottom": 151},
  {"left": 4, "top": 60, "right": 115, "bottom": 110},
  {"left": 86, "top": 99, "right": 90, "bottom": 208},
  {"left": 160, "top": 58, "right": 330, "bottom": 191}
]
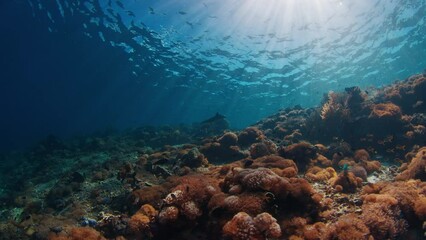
[
  {"left": 413, "top": 101, "right": 423, "bottom": 108},
  {"left": 126, "top": 10, "right": 135, "bottom": 17},
  {"left": 178, "top": 11, "right": 187, "bottom": 15},
  {"left": 115, "top": 0, "right": 124, "bottom": 9},
  {"left": 149, "top": 7, "right": 155, "bottom": 14},
  {"left": 185, "top": 21, "right": 194, "bottom": 28}
]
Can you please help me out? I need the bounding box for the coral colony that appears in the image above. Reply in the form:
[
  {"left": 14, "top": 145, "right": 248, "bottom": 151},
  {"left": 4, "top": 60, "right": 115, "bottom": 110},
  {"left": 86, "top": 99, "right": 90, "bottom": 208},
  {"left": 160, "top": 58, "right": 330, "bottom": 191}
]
[{"left": 1, "top": 73, "right": 426, "bottom": 239}]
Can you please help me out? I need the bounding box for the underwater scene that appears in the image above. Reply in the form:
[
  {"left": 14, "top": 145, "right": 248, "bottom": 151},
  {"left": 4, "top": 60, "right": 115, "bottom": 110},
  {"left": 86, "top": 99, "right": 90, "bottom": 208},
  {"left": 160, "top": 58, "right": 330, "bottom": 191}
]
[{"left": 1, "top": 0, "right": 426, "bottom": 239}]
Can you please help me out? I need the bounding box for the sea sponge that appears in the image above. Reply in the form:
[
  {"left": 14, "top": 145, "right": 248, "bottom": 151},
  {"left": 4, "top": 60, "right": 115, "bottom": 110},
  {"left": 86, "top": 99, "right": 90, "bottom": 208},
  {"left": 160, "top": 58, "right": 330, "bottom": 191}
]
[
  {"left": 396, "top": 146, "right": 426, "bottom": 181},
  {"left": 222, "top": 212, "right": 281, "bottom": 240}
]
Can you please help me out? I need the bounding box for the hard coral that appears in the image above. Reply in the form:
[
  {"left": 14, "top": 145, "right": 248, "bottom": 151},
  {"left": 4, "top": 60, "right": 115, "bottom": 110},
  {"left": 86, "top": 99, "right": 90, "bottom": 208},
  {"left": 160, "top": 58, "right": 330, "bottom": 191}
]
[{"left": 222, "top": 212, "right": 281, "bottom": 240}]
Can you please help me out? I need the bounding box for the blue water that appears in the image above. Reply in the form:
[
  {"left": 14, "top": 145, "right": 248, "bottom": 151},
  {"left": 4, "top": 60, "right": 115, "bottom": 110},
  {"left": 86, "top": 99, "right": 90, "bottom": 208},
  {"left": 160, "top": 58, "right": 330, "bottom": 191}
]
[{"left": 0, "top": 0, "right": 425, "bottom": 151}]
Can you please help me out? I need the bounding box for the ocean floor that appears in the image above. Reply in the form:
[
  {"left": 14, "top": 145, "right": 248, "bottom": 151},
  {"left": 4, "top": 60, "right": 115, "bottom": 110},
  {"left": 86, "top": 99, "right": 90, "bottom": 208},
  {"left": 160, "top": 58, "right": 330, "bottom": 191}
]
[{"left": 1, "top": 73, "right": 426, "bottom": 240}]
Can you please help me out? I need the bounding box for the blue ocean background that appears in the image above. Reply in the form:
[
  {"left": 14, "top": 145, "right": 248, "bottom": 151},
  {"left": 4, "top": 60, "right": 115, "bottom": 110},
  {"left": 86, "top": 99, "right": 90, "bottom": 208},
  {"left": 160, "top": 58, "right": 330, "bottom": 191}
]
[{"left": 1, "top": 0, "right": 425, "bottom": 152}]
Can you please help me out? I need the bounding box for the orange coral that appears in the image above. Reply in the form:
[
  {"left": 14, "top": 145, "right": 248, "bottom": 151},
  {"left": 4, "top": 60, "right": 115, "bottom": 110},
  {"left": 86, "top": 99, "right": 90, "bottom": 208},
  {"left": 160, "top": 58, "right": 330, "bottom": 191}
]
[
  {"left": 369, "top": 103, "right": 402, "bottom": 119},
  {"left": 360, "top": 194, "right": 407, "bottom": 239},
  {"left": 159, "top": 175, "right": 220, "bottom": 222},
  {"left": 128, "top": 204, "right": 158, "bottom": 236},
  {"left": 330, "top": 171, "right": 362, "bottom": 193},
  {"left": 305, "top": 167, "right": 336, "bottom": 182},
  {"left": 248, "top": 155, "right": 298, "bottom": 175},
  {"left": 396, "top": 146, "right": 426, "bottom": 181},
  {"left": 48, "top": 227, "right": 106, "bottom": 240},
  {"left": 414, "top": 196, "right": 426, "bottom": 220}
]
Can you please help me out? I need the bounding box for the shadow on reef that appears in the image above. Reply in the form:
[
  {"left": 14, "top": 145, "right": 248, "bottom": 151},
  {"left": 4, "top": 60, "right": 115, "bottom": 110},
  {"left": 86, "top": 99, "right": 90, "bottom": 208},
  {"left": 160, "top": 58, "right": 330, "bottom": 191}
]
[{"left": 1, "top": 74, "right": 426, "bottom": 239}]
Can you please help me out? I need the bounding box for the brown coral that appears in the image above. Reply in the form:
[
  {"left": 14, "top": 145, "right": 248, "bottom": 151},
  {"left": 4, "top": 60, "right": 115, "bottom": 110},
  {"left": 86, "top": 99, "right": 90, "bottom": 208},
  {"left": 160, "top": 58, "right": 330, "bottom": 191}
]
[
  {"left": 323, "top": 214, "right": 372, "bottom": 240},
  {"left": 222, "top": 212, "right": 281, "bottom": 240},
  {"left": 305, "top": 167, "right": 336, "bottom": 182},
  {"left": 369, "top": 103, "right": 402, "bottom": 119},
  {"left": 396, "top": 146, "right": 426, "bottom": 181},
  {"left": 330, "top": 171, "right": 362, "bottom": 193},
  {"left": 279, "top": 141, "right": 317, "bottom": 172}
]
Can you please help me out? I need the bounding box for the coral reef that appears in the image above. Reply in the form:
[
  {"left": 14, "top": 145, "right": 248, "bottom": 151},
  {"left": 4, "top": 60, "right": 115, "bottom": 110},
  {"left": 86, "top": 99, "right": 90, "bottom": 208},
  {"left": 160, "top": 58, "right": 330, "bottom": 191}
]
[{"left": 2, "top": 73, "right": 426, "bottom": 240}]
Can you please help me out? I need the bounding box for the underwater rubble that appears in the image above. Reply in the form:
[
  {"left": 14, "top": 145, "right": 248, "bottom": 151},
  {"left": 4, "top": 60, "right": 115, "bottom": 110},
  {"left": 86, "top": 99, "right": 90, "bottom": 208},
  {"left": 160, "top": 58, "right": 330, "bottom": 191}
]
[{"left": 0, "top": 73, "right": 426, "bottom": 240}]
